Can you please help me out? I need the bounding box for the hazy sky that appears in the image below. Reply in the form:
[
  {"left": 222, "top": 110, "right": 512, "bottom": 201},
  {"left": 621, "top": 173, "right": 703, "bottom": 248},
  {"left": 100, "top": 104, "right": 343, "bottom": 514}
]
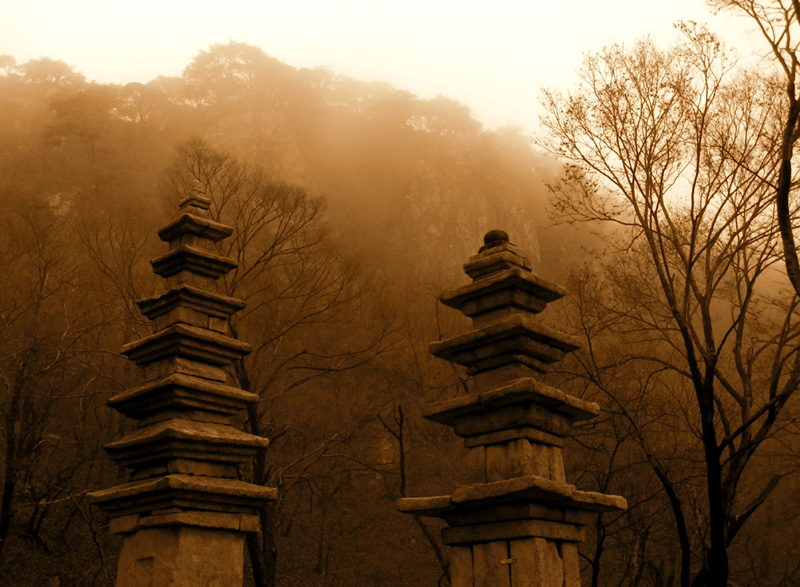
[{"left": 4, "top": 0, "right": 762, "bottom": 131}]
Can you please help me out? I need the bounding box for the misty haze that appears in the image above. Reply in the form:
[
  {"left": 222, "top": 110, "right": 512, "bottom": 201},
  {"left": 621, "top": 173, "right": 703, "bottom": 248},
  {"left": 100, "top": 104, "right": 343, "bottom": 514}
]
[{"left": 2, "top": 1, "right": 800, "bottom": 586}]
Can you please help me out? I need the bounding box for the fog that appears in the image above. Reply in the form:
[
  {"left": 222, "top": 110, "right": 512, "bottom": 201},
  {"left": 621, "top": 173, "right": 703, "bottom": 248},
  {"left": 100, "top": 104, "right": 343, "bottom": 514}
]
[
  {"left": 4, "top": 0, "right": 756, "bottom": 131},
  {"left": 1, "top": 3, "right": 800, "bottom": 585}
]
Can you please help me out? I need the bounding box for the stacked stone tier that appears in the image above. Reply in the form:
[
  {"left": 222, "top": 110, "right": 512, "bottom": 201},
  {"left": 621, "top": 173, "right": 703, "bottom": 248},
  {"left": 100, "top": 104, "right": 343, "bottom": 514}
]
[
  {"left": 398, "top": 231, "right": 625, "bottom": 587},
  {"left": 425, "top": 377, "right": 598, "bottom": 437},
  {"left": 105, "top": 419, "right": 269, "bottom": 471},
  {"left": 138, "top": 285, "right": 246, "bottom": 327},
  {"left": 108, "top": 373, "right": 258, "bottom": 420},
  {"left": 398, "top": 473, "right": 625, "bottom": 546},
  {"left": 429, "top": 313, "right": 581, "bottom": 374},
  {"left": 151, "top": 245, "right": 238, "bottom": 280},
  {"left": 90, "top": 192, "right": 276, "bottom": 538},
  {"left": 91, "top": 474, "right": 278, "bottom": 530},
  {"left": 122, "top": 324, "right": 252, "bottom": 368},
  {"left": 398, "top": 473, "right": 625, "bottom": 518},
  {"left": 463, "top": 239, "right": 531, "bottom": 279},
  {"left": 440, "top": 267, "right": 566, "bottom": 319},
  {"left": 157, "top": 212, "right": 234, "bottom": 244}
]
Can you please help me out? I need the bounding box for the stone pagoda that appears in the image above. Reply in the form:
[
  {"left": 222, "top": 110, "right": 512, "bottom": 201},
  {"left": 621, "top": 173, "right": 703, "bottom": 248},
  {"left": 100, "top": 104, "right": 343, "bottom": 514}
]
[
  {"left": 90, "top": 190, "right": 276, "bottom": 586},
  {"left": 398, "top": 230, "right": 626, "bottom": 586}
]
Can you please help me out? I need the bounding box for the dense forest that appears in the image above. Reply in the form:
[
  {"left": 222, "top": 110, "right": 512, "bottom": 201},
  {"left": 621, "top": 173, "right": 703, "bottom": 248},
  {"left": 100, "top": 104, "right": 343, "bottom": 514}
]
[
  {"left": 0, "top": 42, "right": 563, "bottom": 586},
  {"left": 3, "top": 6, "right": 800, "bottom": 585}
]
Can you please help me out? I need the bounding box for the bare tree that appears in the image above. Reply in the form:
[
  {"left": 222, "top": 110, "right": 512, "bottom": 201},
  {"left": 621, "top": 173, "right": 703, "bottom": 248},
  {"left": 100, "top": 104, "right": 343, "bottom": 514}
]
[
  {"left": 541, "top": 26, "right": 800, "bottom": 586},
  {"left": 0, "top": 198, "right": 101, "bottom": 558},
  {"left": 710, "top": 0, "right": 800, "bottom": 298}
]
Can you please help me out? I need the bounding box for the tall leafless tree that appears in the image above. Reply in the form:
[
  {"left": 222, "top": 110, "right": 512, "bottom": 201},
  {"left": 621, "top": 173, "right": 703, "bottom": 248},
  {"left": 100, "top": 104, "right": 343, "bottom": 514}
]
[{"left": 541, "top": 26, "right": 800, "bottom": 586}]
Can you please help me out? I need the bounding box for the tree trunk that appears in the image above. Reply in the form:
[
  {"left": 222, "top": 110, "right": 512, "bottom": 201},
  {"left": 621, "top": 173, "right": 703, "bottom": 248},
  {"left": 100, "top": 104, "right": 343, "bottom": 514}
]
[
  {"left": 699, "top": 400, "right": 727, "bottom": 587},
  {"left": 260, "top": 504, "right": 278, "bottom": 587},
  {"left": 651, "top": 465, "right": 691, "bottom": 587},
  {"left": 235, "top": 354, "right": 277, "bottom": 587},
  {"left": 777, "top": 94, "right": 800, "bottom": 299},
  {"left": 590, "top": 517, "right": 604, "bottom": 587},
  {"left": 246, "top": 526, "right": 273, "bottom": 587},
  {"left": 394, "top": 405, "right": 450, "bottom": 583},
  {"left": 0, "top": 373, "right": 24, "bottom": 558}
]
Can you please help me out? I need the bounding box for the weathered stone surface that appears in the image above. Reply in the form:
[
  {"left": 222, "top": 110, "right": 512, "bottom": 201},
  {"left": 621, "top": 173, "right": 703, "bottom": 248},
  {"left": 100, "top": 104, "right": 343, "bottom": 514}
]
[
  {"left": 398, "top": 497, "right": 597, "bottom": 529},
  {"left": 509, "top": 538, "right": 564, "bottom": 587},
  {"left": 471, "top": 542, "right": 511, "bottom": 586},
  {"left": 115, "top": 526, "right": 245, "bottom": 587},
  {"left": 429, "top": 313, "right": 580, "bottom": 371},
  {"left": 104, "top": 419, "right": 269, "bottom": 471},
  {"left": 462, "top": 428, "right": 564, "bottom": 450},
  {"left": 443, "top": 265, "right": 564, "bottom": 311},
  {"left": 451, "top": 474, "right": 626, "bottom": 512},
  {"left": 158, "top": 213, "right": 233, "bottom": 244},
  {"left": 464, "top": 244, "right": 530, "bottom": 280},
  {"left": 122, "top": 323, "right": 251, "bottom": 367},
  {"left": 178, "top": 191, "right": 211, "bottom": 212},
  {"left": 108, "top": 373, "right": 258, "bottom": 420},
  {"left": 568, "top": 488, "right": 628, "bottom": 511},
  {"left": 472, "top": 363, "right": 540, "bottom": 390},
  {"left": 470, "top": 352, "right": 552, "bottom": 376},
  {"left": 109, "top": 511, "right": 260, "bottom": 534},
  {"left": 442, "top": 518, "right": 583, "bottom": 545},
  {"left": 452, "top": 403, "right": 573, "bottom": 439},
  {"left": 441, "top": 267, "right": 563, "bottom": 316},
  {"left": 109, "top": 515, "right": 141, "bottom": 535},
  {"left": 465, "top": 445, "right": 488, "bottom": 483},
  {"left": 547, "top": 446, "right": 566, "bottom": 483},
  {"left": 444, "top": 502, "right": 595, "bottom": 528},
  {"left": 560, "top": 542, "right": 581, "bottom": 587},
  {"left": 447, "top": 502, "right": 566, "bottom": 526},
  {"left": 129, "top": 459, "right": 238, "bottom": 480},
  {"left": 480, "top": 379, "right": 598, "bottom": 418},
  {"left": 450, "top": 546, "right": 475, "bottom": 587},
  {"left": 91, "top": 474, "right": 277, "bottom": 521},
  {"left": 396, "top": 496, "right": 453, "bottom": 516},
  {"left": 139, "top": 511, "right": 258, "bottom": 532},
  {"left": 151, "top": 244, "right": 237, "bottom": 280},
  {"left": 139, "top": 285, "right": 246, "bottom": 324},
  {"left": 142, "top": 356, "right": 228, "bottom": 383},
  {"left": 424, "top": 378, "right": 599, "bottom": 428},
  {"left": 485, "top": 440, "right": 563, "bottom": 482}
]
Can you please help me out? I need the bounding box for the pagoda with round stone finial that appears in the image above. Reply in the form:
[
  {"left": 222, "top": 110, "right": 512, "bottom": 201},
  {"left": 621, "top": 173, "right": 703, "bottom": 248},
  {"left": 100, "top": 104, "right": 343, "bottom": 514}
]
[
  {"left": 89, "top": 189, "right": 277, "bottom": 587},
  {"left": 398, "top": 230, "right": 626, "bottom": 587}
]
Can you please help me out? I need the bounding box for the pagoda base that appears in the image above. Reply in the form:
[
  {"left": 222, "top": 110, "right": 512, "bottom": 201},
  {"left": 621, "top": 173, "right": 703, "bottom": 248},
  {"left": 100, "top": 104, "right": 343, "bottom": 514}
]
[
  {"left": 115, "top": 525, "right": 245, "bottom": 587},
  {"left": 446, "top": 537, "right": 580, "bottom": 587},
  {"left": 398, "top": 474, "right": 625, "bottom": 587}
]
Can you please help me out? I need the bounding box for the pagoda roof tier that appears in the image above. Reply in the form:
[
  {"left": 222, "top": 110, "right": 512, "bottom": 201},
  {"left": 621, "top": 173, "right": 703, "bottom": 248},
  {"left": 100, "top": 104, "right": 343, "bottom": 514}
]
[
  {"left": 89, "top": 474, "right": 277, "bottom": 519},
  {"left": 138, "top": 284, "right": 246, "bottom": 322},
  {"left": 122, "top": 323, "right": 251, "bottom": 367},
  {"left": 151, "top": 244, "right": 237, "bottom": 279},
  {"left": 178, "top": 192, "right": 212, "bottom": 211},
  {"left": 109, "top": 373, "right": 258, "bottom": 419},
  {"left": 158, "top": 213, "right": 233, "bottom": 244},
  {"left": 429, "top": 313, "right": 580, "bottom": 371},
  {"left": 424, "top": 377, "right": 599, "bottom": 428},
  {"left": 463, "top": 241, "right": 531, "bottom": 280},
  {"left": 397, "top": 474, "right": 625, "bottom": 519},
  {"left": 440, "top": 267, "right": 565, "bottom": 317},
  {"left": 104, "top": 419, "right": 269, "bottom": 470}
]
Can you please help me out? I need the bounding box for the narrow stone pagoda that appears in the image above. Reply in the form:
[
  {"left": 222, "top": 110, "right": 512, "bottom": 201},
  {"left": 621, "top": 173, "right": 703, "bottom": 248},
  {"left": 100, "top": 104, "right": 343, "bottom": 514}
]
[
  {"left": 398, "top": 230, "right": 626, "bottom": 587},
  {"left": 90, "top": 190, "right": 276, "bottom": 586}
]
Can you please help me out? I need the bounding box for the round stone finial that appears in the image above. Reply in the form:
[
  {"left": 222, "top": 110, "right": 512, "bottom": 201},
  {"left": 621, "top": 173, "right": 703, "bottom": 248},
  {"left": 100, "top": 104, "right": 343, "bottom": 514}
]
[
  {"left": 478, "top": 230, "right": 510, "bottom": 254},
  {"left": 483, "top": 230, "right": 509, "bottom": 247}
]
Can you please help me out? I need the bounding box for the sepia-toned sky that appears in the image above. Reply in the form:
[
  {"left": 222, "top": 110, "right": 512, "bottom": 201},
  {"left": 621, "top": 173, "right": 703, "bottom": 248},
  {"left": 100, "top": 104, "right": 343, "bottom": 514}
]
[{"left": 4, "top": 0, "right": 761, "bottom": 131}]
